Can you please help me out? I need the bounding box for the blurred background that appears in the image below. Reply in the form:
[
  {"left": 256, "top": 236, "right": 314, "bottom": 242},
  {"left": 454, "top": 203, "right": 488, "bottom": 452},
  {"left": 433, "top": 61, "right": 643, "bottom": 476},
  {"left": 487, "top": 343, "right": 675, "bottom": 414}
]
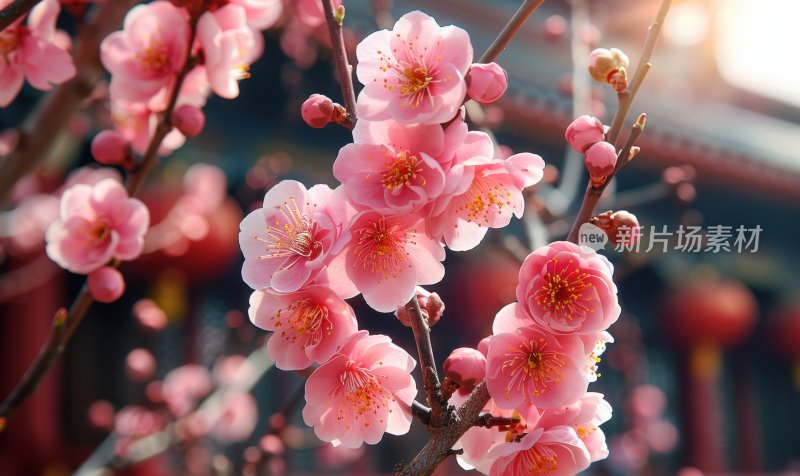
[{"left": 1, "top": 0, "right": 799, "bottom": 474}]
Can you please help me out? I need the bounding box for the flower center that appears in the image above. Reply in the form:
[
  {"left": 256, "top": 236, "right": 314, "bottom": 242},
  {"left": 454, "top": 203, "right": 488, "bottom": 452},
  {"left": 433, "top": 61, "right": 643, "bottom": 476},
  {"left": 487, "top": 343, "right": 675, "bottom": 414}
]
[
  {"left": 90, "top": 219, "right": 111, "bottom": 244},
  {"left": 400, "top": 66, "right": 432, "bottom": 98},
  {"left": 354, "top": 217, "right": 410, "bottom": 279},
  {"left": 456, "top": 176, "right": 513, "bottom": 224},
  {"left": 533, "top": 258, "right": 593, "bottom": 324},
  {"left": 381, "top": 150, "right": 423, "bottom": 190},
  {"left": 501, "top": 337, "right": 565, "bottom": 402},
  {"left": 0, "top": 28, "right": 19, "bottom": 55},
  {"left": 339, "top": 362, "right": 390, "bottom": 417},
  {"left": 271, "top": 298, "right": 332, "bottom": 347},
  {"left": 518, "top": 445, "right": 559, "bottom": 474},
  {"left": 138, "top": 40, "right": 169, "bottom": 72},
  {"left": 259, "top": 196, "right": 324, "bottom": 263},
  {"left": 232, "top": 64, "right": 251, "bottom": 80}
]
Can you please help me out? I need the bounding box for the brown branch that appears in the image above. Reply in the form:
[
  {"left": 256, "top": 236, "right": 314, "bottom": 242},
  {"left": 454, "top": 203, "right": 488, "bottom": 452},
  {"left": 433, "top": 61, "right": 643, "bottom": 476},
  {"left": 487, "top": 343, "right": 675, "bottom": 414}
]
[
  {"left": 478, "top": 0, "right": 546, "bottom": 63},
  {"left": 0, "top": 20, "right": 200, "bottom": 427},
  {"left": 0, "top": 0, "right": 139, "bottom": 203},
  {"left": 605, "top": 0, "right": 671, "bottom": 147},
  {"left": 0, "top": 0, "right": 38, "bottom": 32},
  {"left": 405, "top": 295, "right": 445, "bottom": 427},
  {"left": 394, "top": 381, "right": 491, "bottom": 476},
  {"left": 322, "top": 0, "right": 357, "bottom": 130},
  {"left": 474, "top": 412, "right": 521, "bottom": 429},
  {"left": 566, "top": 114, "right": 646, "bottom": 243},
  {"left": 411, "top": 400, "right": 432, "bottom": 426}
]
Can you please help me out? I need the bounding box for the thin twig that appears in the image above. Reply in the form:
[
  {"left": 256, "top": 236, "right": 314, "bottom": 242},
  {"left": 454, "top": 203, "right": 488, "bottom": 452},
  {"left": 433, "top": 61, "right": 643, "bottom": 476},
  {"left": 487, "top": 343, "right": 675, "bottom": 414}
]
[
  {"left": 0, "top": 21, "right": 200, "bottom": 427},
  {"left": 0, "top": 0, "right": 139, "bottom": 203},
  {"left": 75, "top": 347, "right": 274, "bottom": 474},
  {"left": 566, "top": 114, "right": 646, "bottom": 243},
  {"left": 412, "top": 400, "right": 432, "bottom": 426},
  {"left": 404, "top": 295, "right": 445, "bottom": 427},
  {"left": 322, "top": 0, "right": 357, "bottom": 129},
  {"left": 605, "top": 0, "right": 671, "bottom": 147},
  {"left": 478, "top": 0, "right": 546, "bottom": 63},
  {"left": 0, "top": 0, "right": 38, "bottom": 32}
]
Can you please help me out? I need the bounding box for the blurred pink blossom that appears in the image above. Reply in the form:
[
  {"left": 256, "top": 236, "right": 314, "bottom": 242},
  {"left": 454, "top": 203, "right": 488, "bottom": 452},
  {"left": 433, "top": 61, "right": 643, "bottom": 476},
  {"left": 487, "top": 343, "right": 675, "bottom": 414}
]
[
  {"left": 46, "top": 179, "right": 149, "bottom": 274},
  {"left": 0, "top": 0, "right": 76, "bottom": 107}
]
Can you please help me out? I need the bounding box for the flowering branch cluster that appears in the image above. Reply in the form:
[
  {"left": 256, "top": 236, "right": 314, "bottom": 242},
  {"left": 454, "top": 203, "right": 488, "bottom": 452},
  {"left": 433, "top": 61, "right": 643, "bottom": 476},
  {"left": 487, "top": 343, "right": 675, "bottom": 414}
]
[{"left": 0, "top": 0, "right": 284, "bottom": 424}]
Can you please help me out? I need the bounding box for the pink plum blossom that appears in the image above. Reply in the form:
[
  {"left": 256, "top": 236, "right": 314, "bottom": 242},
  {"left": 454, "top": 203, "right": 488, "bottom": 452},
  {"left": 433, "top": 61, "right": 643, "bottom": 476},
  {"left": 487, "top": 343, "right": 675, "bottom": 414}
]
[
  {"left": 452, "top": 392, "right": 540, "bottom": 474},
  {"left": 209, "top": 390, "right": 258, "bottom": 443},
  {"left": 332, "top": 209, "right": 445, "bottom": 313},
  {"left": 487, "top": 306, "right": 590, "bottom": 410},
  {"left": 197, "top": 3, "right": 263, "bottom": 99},
  {"left": 249, "top": 284, "right": 358, "bottom": 370},
  {"left": 333, "top": 118, "right": 465, "bottom": 214},
  {"left": 228, "top": 0, "right": 283, "bottom": 30},
  {"left": 46, "top": 178, "right": 149, "bottom": 274},
  {"left": 0, "top": 0, "right": 76, "bottom": 107},
  {"left": 538, "top": 392, "right": 612, "bottom": 462},
  {"left": 355, "top": 11, "right": 473, "bottom": 124},
  {"left": 427, "top": 130, "right": 544, "bottom": 251},
  {"left": 581, "top": 330, "right": 614, "bottom": 383},
  {"left": 294, "top": 0, "right": 341, "bottom": 28},
  {"left": 302, "top": 331, "right": 417, "bottom": 448},
  {"left": 487, "top": 426, "right": 591, "bottom": 476},
  {"left": 101, "top": 1, "right": 190, "bottom": 105},
  {"left": 239, "top": 180, "right": 350, "bottom": 293},
  {"left": 162, "top": 364, "right": 213, "bottom": 417},
  {"left": 516, "top": 241, "right": 620, "bottom": 335}
]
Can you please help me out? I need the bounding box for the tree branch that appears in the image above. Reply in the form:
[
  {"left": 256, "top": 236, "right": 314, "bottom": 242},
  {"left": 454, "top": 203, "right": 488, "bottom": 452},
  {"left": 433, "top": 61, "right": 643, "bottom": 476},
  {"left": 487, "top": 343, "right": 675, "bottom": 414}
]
[
  {"left": 394, "top": 381, "right": 491, "bottom": 476},
  {"left": 0, "top": 0, "right": 38, "bottom": 32},
  {"left": 605, "top": 0, "right": 671, "bottom": 147},
  {"left": 322, "top": 0, "right": 357, "bottom": 130},
  {"left": 0, "top": 0, "right": 139, "bottom": 203},
  {"left": 566, "top": 114, "right": 646, "bottom": 243},
  {"left": 478, "top": 0, "right": 546, "bottom": 63},
  {"left": 0, "top": 20, "right": 200, "bottom": 427}
]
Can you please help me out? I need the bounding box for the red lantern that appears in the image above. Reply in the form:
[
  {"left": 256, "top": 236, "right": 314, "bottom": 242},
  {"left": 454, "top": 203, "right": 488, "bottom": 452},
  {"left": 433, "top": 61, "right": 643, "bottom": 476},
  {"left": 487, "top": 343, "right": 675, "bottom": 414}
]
[
  {"left": 661, "top": 278, "right": 758, "bottom": 348},
  {"left": 126, "top": 187, "right": 242, "bottom": 284}
]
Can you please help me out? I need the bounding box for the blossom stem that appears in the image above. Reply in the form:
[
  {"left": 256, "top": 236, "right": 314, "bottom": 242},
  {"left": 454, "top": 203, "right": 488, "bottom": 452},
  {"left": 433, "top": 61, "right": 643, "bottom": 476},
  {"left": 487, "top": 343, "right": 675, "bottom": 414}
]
[
  {"left": 405, "top": 295, "right": 445, "bottom": 427},
  {"left": 0, "top": 0, "right": 38, "bottom": 32},
  {"left": 0, "top": 0, "right": 139, "bottom": 204},
  {"left": 605, "top": 0, "right": 671, "bottom": 147},
  {"left": 566, "top": 115, "right": 646, "bottom": 244},
  {"left": 322, "top": 0, "right": 357, "bottom": 130},
  {"left": 0, "top": 21, "right": 200, "bottom": 427},
  {"left": 478, "top": 0, "right": 546, "bottom": 63}
]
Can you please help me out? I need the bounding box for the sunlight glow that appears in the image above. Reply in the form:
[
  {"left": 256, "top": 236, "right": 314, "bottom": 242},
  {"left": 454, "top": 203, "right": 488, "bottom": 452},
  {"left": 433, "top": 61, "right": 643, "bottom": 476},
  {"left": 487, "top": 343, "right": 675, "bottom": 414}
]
[{"left": 715, "top": 0, "right": 800, "bottom": 108}]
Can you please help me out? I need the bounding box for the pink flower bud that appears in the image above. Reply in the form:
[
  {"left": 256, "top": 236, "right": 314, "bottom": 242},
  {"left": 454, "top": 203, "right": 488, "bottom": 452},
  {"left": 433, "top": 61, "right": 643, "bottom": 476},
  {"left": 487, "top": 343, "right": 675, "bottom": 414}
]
[
  {"left": 88, "top": 266, "right": 126, "bottom": 303},
  {"left": 590, "top": 210, "right": 640, "bottom": 248},
  {"left": 565, "top": 115, "right": 605, "bottom": 153},
  {"left": 172, "top": 104, "right": 206, "bottom": 138},
  {"left": 584, "top": 141, "right": 617, "bottom": 185},
  {"left": 395, "top": 287, "right": 445, "bottom": 327},
  {"left": 126, "top": 348, "right": 157, "bottom": 382},
  {"left": 91, "top": 130, "right": 129, "bottom": 165},
  {"left": 466, "top": 62, "right": 508, "bottom": 104},
  {"left": 301, "top": 94, "right": 335, "bottom": 128},
  {"left": 443, "top": 347, "right": 486, "bottom": 390},
  {"left": 588, "top": 48, "right": 629, "bottom": 91}
]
